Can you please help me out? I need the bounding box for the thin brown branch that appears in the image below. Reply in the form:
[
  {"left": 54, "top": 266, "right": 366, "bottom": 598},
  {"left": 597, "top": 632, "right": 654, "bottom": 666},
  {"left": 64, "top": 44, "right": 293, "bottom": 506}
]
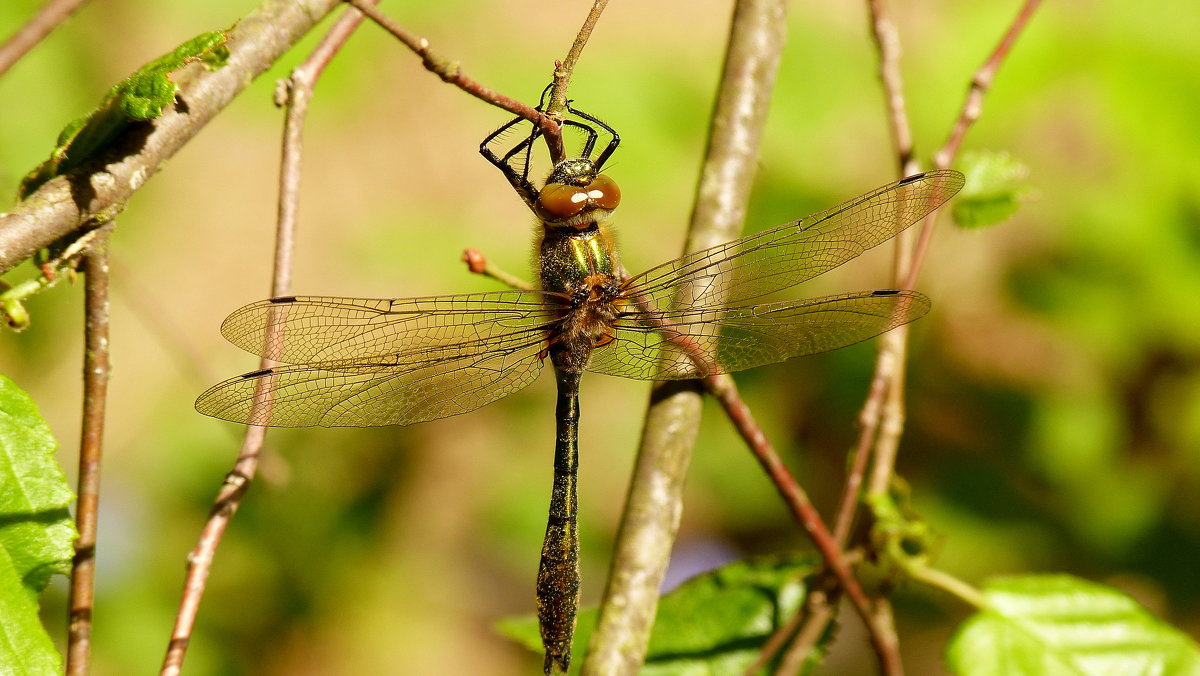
[
  {"left": 796, "top": 0, "right": 1042, "bottom": 666},
  {"left": 65, "top": 226, "right": 111, "bottom": 676},
  {"left": 0, "top": 0, "right": 346, "bottom": 276},
  {"left": 547, "top": 0, "right": 610, "bottom": 117},
  {"left": 158, "top": 5, "right": 366, "bottom": 673},
  {"left": 866, "top": 0, "right": 917, "bottom": 176},
  {"left": 908, "top": 0, "right": 1043, "bottom": 285},
  {"left": 0, "top": 0, "right": 91, "bottom": 78},
  {"left": 777, "top": 588, "right": 838, "bottom": 675},
  {"left": 867, "top": 0, "right": 1042, "bottom": 495},
  {"left": 708, "top": 375, "right": 903, "bottom": 676},
  {"left": 582, "top": 1, "right": 788, "bottom": 673},
  {"left": 343, "top": 0, "right": 562, "bottom": 157},
  {"left": 463, "top": 248, "right": 534, "bottom": 290}
]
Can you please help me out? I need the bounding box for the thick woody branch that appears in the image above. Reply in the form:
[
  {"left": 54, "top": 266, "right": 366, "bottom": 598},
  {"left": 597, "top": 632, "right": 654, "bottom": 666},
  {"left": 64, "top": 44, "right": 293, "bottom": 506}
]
[
  {"left": 582, "top": 1, "right": 788, "bottom": 673},
  {"left": 0, "top": 0, "right": 345, "bottom": 276}
]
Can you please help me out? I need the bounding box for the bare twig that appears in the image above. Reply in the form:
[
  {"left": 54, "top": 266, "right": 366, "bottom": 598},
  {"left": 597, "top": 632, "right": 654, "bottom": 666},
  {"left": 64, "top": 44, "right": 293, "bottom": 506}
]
[
  {"left": 794, "top": 0, "right": 1042, "bottom": 667},
  {"left": 582, "top": 1, "right": 788, "bottom": 673},
  {"left": 909, "top": 0, "right": 1044, "bottom": 286},
  {"left": 65, "top": 226, "right": 111, "bottom": 676},
  {"left": 343, "top": 0, "right": 563, "bottom": 158},
  {"left": 157, "top": 5, "right": 370, "bottom": 673},
  {"left": 547, "top": 0, "right": 610, "bottom": 117},
  {"left": 463, "top": 248, "right": 534, "bottom": 290},
  {"left": 0, "top": 0, "right": 346, "bottom": 276},
  {"left": 708, "top": 375, "right": 903, "bottom": 676},
  {"left": 866, "top": 0, "right": 1043, "bottom": 497},
  {"left": 866, "top": 0, "right": 917, "bottom": 176},
  {"left": 0, "top": 0, "right": 91, "bottom": 78}
]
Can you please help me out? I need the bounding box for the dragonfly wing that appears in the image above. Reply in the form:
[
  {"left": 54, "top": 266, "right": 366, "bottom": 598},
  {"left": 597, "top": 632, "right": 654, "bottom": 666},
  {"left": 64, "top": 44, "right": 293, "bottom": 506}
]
[
  {"left": 218, "top": 290, "right": 559, "bottom": 365},
  {"left": 585, "top": 290, "right": 930, "bottom": 380},
  {"left": 622, "top": 170, "right": 963, "bottom": 311},
  {"left": 195, "top": 338, "right": 547, "bottom": 427}
]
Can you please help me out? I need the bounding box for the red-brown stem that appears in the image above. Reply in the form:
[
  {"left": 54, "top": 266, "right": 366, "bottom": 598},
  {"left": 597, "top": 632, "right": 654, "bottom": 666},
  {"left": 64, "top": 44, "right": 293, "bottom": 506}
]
[
  {"left": 548, "top": 0, "right": 610, "bottom": 117},
  {"left": 906, "top": 0, "right": 1044, "bottom": 287},
  {"left": 707, "top": 375, "right": 903, "bottom": 676},
  {"left": 65, "top": 227, "right": 111, "bottom": 676},
  {"left": 0, "top": 0, "right": 90, "bottom": 77},
  {"left": 157, "top": 6, "right": 372, "bottom": 674},
  {"left": 343, "top": 0, "right": 564, "bottom": 161},
  {"left": 867, "top": 0, "right": 1043, "bottom": 497}
]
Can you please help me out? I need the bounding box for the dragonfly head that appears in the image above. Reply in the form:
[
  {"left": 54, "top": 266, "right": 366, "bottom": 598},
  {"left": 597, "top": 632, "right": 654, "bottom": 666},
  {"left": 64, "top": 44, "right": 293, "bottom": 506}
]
[{"left": 536, "top": 158, "right": 621, "bottom": 229}]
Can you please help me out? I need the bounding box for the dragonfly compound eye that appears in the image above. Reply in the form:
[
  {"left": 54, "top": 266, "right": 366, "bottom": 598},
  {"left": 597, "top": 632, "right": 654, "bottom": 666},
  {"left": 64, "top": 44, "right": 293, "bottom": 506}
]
[
  {"left": 538, "top": 183, "right": 590, "bottom": 221},
  {"left": 587, "top": 174, "right": 621, "bottom": 210},
  {"left": 537, "top": 175, "right": 623, "bottom": 224}
]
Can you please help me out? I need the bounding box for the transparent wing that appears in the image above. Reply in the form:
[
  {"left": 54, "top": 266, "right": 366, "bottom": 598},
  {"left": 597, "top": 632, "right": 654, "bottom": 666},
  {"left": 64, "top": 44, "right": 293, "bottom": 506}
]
[
  {"left": 584, "top": 290, "right": 930, "bottom": 380},
  {"left": 621, "top": 170, "right": 963, "bottom": 311},
  {"left": 197, "top": 290, "right": 562, "bottom": 427},
  {"left": 195, "top": 336, "right": 547, "bottom": 427},
  {"left": 218, "top": 290, "right": 560, "bottom": 365}
]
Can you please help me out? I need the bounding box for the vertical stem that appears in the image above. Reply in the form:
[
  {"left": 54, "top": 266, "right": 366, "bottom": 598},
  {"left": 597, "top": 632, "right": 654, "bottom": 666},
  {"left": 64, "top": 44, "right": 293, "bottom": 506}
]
[
  {"left": 159, "top": 5, "right": 368, "bottom": 674},
  {"left": 538, "top": 368, "right": 583, "bottom": 675},
  {"left": 66, "top": 227, "right": 111, "bottom": 676},
  {"left": 583, "top": 1, "right": 787, "bottom": 673}
]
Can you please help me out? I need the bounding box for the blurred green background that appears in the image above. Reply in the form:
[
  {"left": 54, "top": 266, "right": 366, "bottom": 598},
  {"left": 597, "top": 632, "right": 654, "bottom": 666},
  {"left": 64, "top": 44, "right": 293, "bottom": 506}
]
[{"left": 2, "top": 0, "right": 1198, "bottom": 673}]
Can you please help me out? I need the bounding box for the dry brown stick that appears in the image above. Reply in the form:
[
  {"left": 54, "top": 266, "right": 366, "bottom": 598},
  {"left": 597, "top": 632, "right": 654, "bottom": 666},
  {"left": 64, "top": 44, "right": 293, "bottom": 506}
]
[
  {"left": 830, "top": 0, "right": 922, "bottom": 550},
  {"left": 65, "top": 226, "right": 111, "bottom": 676},
  {"left": 707, "top": 375, "right": 904, "bottom": 676},
  {"left": 343, "top": 0, "right": 563, "bottom": 159},
  {"left": 791, "top": 0, "right": 1043, "bottom": 669},
  {"left": 866, "top": 0, "right": 1043, "bottom": 496},
  {"left": 907, "top": 0, "right": 1044, "bottom": 288},
  {"left": 547, "top": 0, "right": 610, "bottom": 116},
  {"left": 157, "top": 5, "right": 371, "bottom": 674},
  {"left": 0, "top": 0, "right": 345, "bottom": 276},
  {"left": 0, "top": 0, "right": 91, "bottom": 78},
  {"left": 581, "top": 1, "right": 788, "bottom": 673}
]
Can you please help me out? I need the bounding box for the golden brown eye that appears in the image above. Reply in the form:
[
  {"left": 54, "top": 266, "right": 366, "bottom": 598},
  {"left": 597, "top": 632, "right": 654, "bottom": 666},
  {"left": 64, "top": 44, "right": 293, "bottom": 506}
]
[
  {"left": 586, "top": 174, "right": 621, "bottom": 210},
  {"left": 538, "top": 182, "right": 588, "bottom": 220}
]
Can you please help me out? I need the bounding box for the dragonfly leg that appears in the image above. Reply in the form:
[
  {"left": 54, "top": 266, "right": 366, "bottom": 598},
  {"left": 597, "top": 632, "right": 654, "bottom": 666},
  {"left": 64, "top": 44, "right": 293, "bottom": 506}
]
[
  {"left": 537, "top": 367, "right": 582, "bottom": 675},
  {"left": 565, "top": 103, "right": 621, "bottom": 170},
  {"left": 480, "top": 113, "right": 542, "bottom": 208}
]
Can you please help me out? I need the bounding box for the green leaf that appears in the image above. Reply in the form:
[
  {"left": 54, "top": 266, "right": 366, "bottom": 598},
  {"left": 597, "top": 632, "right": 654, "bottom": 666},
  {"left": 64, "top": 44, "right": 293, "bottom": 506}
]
[
  {"left": 946, "top": 575, "right": 1200, "bottom": 676},
  {"left": 0, "top": 375, "right": 76, "bottom": 675},
  {"left": 498, "top": 556, "right": 817, "bottom": 674},
  {"left": 19, "top": 30, "right": 229, "bottom": 197},
  {"left": 951, "top": 150, "right": 1031, "bottom": 229}
]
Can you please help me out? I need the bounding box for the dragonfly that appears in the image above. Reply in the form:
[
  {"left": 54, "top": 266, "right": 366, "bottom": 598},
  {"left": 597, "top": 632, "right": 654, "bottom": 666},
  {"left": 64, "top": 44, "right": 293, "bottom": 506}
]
[{"left": 196, "top": 93, "right": 964, "bottom": 674}]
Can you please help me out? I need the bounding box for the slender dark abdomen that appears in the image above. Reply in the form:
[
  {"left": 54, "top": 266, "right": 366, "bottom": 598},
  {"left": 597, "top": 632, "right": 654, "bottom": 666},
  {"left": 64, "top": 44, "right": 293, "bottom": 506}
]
[{"left": 537, "top": 367, "right": 582, "bottom": 674}]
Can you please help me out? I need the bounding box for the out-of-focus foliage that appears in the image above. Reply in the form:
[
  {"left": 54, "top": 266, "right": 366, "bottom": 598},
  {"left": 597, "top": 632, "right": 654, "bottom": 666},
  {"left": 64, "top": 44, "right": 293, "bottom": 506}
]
[
  {"left": 947, "top": 575, "right": 1200, "bottom": 676},
  {"left": 952, "top": 150, "right": 1030, "bottom": 229},
  {"left": 0, "top": 376, "right": 75, "bottom": 675},
  {"left": 0, "top": 0, "right": 1198, "bottom": 674}
]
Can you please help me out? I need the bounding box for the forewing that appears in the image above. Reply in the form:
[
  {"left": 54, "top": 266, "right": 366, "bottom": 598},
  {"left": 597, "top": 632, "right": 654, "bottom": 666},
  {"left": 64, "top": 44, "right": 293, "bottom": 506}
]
[
  {"left": 585, "top": 290, "right": 931, "bottom": 380},
  {"left": 195, "top": 336, "right": 547, "bottom": 427},
  {"left": 622, "top": 170, "right": 963, "bottom": 311},
  {"left": 218, "top": 290, "right": 558, "bottom": 365}
]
